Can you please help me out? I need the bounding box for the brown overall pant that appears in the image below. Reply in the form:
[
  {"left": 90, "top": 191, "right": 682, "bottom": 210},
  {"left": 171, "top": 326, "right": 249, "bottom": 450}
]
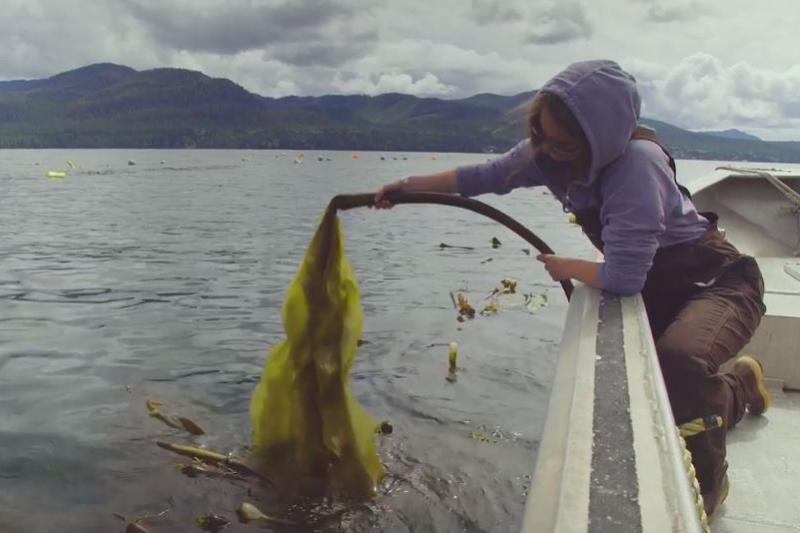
[
  {"left": 574, "top": 201, "right": 766, "bottom": 509},
  {"left": 643, "top": 224, "right": 765, "bottom": 505}
]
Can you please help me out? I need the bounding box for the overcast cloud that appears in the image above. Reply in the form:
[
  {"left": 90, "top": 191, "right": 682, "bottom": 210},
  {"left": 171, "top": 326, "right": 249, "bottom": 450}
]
[{"left": 1, "top": 0, "right": 798, "bottom": 139}]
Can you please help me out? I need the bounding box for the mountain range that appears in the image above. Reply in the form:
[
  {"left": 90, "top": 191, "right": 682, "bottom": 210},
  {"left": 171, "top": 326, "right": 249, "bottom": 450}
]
[
  {"left": 698, "top": 129, "right": 762, "bottom": 141},
  {"left": 1, "top": 63, "right": 799, "bottom": 162}
]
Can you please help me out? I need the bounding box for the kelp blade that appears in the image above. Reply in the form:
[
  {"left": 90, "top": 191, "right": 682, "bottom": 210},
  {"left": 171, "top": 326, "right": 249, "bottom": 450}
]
[{"left": 250, "top": 208, "right": 383, "bottom": 496}]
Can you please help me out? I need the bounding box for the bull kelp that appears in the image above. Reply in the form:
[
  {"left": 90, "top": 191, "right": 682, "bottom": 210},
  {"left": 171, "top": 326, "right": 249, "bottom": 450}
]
[{"left": 250, "top": 206, "right": 383, "bottom": 497}]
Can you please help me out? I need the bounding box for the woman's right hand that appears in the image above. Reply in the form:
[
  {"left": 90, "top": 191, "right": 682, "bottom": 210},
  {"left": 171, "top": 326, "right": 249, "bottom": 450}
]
[
  {"left": 374, "top": 177, "right": 409, "bottom": 209},
  {"left": 373, "top": 170, "right": 457, "bottom": 208}
]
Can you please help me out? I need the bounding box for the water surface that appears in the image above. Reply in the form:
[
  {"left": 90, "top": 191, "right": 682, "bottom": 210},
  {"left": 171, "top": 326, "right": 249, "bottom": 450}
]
[{"left": 0, "top": 150, "right": 783, "bottom": 532}]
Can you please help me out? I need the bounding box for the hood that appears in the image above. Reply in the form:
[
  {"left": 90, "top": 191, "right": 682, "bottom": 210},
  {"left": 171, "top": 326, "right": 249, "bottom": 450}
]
[{"left": 540, "top": 60, "right": 640, "bottom": 185}]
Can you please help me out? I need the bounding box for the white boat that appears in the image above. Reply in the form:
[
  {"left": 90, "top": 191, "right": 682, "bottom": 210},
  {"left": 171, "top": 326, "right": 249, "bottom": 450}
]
[{"left": 522, "top": 167, "right": 800, "bottom": 532}]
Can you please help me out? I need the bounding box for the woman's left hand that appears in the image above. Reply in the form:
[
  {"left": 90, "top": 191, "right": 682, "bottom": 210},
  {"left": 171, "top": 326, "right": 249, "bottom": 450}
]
[
  {"left": 536, "top": 254, "right": 603, "bottom": 288},
  {"left": 536, "top": 254, "right": 575, "bottom": 281}
]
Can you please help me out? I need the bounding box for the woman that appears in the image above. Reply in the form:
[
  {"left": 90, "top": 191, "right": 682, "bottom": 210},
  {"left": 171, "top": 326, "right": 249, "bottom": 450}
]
[{"left": 373, "top": 60, "right": 769, "bottom": 517}]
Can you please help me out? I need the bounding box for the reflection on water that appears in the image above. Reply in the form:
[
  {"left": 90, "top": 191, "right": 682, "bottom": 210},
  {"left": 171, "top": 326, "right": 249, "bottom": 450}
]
[{"left": 0, "top": 150, "right": 756, "bottom": 532}]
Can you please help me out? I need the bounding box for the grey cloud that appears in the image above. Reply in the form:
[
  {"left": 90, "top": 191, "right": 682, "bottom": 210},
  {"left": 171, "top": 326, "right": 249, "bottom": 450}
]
[
  {"left": 269, "top": 36, "right": 376, "bottom": 67},
  {"left": 779, "top": 102, "right": 800, "bottom": 120},
  {"left": 2, "top": 0, "right": 799, "bottom": 139},
  {"left": 527, "top": 1, "right": 593, "bottom": 45},
  {"left": 338, "top": 39, "right": 544, "bottom": 98},
  {"left": 123, "top": 0, "right": 378, "bottom": 63},
  {"left": 628, "top": 54, "right": 800, "bottom": 138},
  {"left": 470, "top": 0, "right": 524, "bottom": 24},
  {"left": 645, "top": 1, "right": 708, "bottom": 23},
  {"left": 0, "top": 0, "right": 157, "bottom": 80}
]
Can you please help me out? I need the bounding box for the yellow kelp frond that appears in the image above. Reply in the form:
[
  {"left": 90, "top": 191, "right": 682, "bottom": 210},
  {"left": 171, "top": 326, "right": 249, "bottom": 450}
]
[
  {"left": 250, "top": 207, "right": 383, "bottom": 497},
  {"left": 500, "top": 278, "right": 517, "bottom": 294},
  {"left": 487, "top": 278, "right": 518, "bottom": 299},
  {"left": 456, "top": 292, "right": 476, "bottom": 321}
]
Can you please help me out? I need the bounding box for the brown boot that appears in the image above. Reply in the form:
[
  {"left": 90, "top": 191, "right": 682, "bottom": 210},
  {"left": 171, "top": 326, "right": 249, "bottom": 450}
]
[
  {"left": 733, "top": 355, "right": 771, "bottom": 416},
  {"left": 704, "top": 472, "right": 730, "bottom": 518}
]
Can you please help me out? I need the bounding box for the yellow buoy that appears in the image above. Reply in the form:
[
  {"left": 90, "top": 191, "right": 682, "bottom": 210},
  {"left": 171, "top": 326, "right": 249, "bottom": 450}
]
[{"left": 47, "top": 171, "right": 66, "bottom": 179}]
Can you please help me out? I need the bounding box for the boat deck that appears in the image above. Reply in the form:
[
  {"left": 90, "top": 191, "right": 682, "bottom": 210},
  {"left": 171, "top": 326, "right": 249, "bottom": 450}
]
[
  {"left": 715, "top": 254, "right": 800, "bottom": 532},
  {"left": 714, "top": 388, "right": 800, "bottom": 532}
]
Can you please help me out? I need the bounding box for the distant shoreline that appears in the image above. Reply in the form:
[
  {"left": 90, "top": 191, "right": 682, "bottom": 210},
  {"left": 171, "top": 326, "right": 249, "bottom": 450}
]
[
  {"left": 4, "top": 146, "right": 800, "bottom": 165},
  {"left": 3, "top": 63, "right": 799, "bottom": 162}
]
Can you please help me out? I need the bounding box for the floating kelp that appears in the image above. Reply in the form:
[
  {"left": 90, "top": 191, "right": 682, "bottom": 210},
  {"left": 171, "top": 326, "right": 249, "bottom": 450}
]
[
  {"left": 116, "top": 508, "right": 170, "bottom": 533},
  {"left": 236, "top": 502, "right": 299, "bottom": 527},
  {"left": 453, "top": 280, "right": 547, "bottom": 318},
  {"left": 195, "top": 514, "right": 229, "bottom": 532},
  {"left": 156, "top": 441, "right": 266, "bottom": 481},
  {"left": 470, "top": 430, "right": 498, "bottom": 444},
  {"left": 487, "top": 278, "right": 517, "bottom": 297},
  {"left": 469, "top": 425, "right": 522, "bottom": 445},
  {"left": 446, "top": 342, "right": 459, "bottom": 383},
  {"left": 480, "top": 302, "right": 499, "bottom": 315},
  {"left": 250, "top": 207, "right": 383, "bottom": 498},
  {"left": 146, "top": 400, "right": 181, "bottom": 430},
  {"left": 524, "top": 292, "right": 549, "bottom": 313},
  {"left": 455, "top": 293, "right": 476, "bottom": 322},
  {"left": 448, "top": 342, "right": 458, "bottom": 372},
  {"left": 146, "top": 400, "right": 206, "bottom": 436},
  {"left": 176, "top": 461, "right": 244, "bottom": 481},
  {"left": 178, "top": 417, "right": 206, "bottom": 436},
  {"left": 438, "top": 242, "right": 475, "bottom": 250}
]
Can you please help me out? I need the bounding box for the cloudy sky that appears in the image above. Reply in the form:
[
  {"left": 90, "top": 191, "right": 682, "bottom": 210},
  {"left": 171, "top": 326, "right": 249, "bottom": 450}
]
[{"left": 3, "top": 0, "right": 799, "bottom": 139}]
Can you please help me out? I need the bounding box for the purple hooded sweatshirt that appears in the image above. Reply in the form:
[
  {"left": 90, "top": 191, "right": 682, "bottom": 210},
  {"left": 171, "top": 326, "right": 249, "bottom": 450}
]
[{"left": 456, "top": 60, "right": 709, "bottom": 295}]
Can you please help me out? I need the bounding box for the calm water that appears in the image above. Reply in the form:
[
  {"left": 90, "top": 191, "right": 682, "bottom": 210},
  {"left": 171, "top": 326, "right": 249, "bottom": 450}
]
[{"left": 0, "top": 150, "right": 779, "bottom": 532}]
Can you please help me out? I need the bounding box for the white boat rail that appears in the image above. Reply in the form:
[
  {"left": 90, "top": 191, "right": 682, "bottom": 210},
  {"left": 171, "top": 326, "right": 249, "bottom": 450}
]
[{"left": 522, "top": 286, "right": 706, "bottom": 533}]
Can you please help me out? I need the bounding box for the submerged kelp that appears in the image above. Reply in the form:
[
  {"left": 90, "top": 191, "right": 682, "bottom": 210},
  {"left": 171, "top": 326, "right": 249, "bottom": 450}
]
[{"left": 250, "top": 207, "right": 384, "bottom": 497}]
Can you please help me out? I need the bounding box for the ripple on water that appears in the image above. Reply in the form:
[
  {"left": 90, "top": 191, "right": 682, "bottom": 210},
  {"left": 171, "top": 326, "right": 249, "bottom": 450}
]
[{"left": 0, "top": 149, "right": 586, "bottom": 532}]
